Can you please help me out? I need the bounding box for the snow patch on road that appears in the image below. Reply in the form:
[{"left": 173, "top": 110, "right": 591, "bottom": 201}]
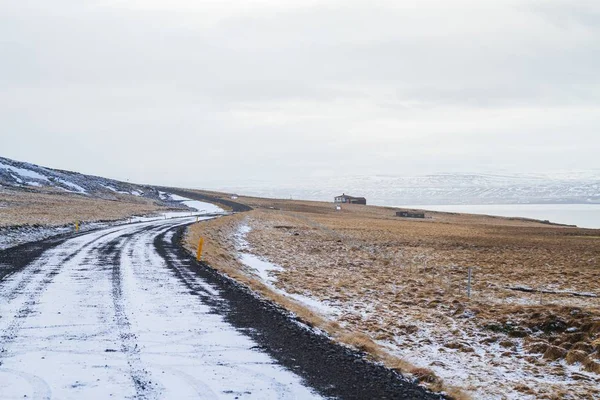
[{"left": 167, "top": 194, "right": 225, "bottom": 214}]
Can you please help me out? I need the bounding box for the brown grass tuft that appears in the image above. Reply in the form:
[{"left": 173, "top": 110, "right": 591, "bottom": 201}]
[
  {"left": 338, "top": 332, "right": 380, "bottom": 354},
  {"left": 543, "top": 345, "right": 567, "bottom": 361},
  {"left": 526, "top": 341, "right": 550, "bottom": 354},
  {"left": 565, "top": 349, "right": 588, "bottom": 365},
  {"left": 584, "top": 359, "right": 600, "bottom": 374},
  {"left": 411, "top": 367, "right": 440, "bottom": 384}
]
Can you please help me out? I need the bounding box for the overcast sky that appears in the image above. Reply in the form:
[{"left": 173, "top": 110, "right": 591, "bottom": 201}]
[{"left": 1, "top": 0, "right": 599, "bottom": 187}]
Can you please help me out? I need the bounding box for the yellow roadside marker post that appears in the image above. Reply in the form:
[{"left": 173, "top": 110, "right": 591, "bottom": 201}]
[
  {"left": 196, "top": 237, "right": 204, "bottom": 261},
  {"left": 75, "top": 221, "right": 79, "bottom": 233}
]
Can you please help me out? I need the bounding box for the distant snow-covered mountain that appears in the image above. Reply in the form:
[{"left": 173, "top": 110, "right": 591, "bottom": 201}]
[
  {"left": 3, "top": 155, "right": 598, "bottom": 206},
  {"left": 214, "top": 173, "right": 600, "bottom": 205}
]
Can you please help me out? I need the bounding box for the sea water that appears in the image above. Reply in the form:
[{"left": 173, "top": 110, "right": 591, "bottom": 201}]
[{"left": 403, "top": 204, "right": 600, "bottom": 229}]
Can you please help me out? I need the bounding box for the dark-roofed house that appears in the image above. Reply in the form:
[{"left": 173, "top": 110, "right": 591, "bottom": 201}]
[{"left": 334, "top": 193, "right": 367, "bottom": 205}]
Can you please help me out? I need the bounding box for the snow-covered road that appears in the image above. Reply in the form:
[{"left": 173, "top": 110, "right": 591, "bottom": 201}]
[{"left": 0, "top": 216, "right": 321, "bottom": 399}]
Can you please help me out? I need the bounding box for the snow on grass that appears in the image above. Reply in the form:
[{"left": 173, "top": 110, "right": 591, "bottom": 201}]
[
  {"left": 0, "top": 161, "right": 49, "bottom": 182},
  {"left": 100, "top": 184, "right": 135, "bottom": 195},
  {"left": 57, "top": 178, "right": 87, "bottom": 194},
  {"left": 239, "top": 253, "right": 284, "bottom": 286},
  {"left": 235, "top": 224, "right": 339, "bottom": 317},
  {"left": 0, "top": 221, "right": 109, "bottom": 250},
  {"left": 100, "top": 184, "right": 118, "bottom": 192},
  {"left": 233, "top": 210, "right": 600, "bottom": 399}
]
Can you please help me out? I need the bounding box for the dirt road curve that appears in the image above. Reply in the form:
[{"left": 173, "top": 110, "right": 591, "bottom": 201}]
[{"left": 0, "top": 216, "right": 441, "bottom": 400}]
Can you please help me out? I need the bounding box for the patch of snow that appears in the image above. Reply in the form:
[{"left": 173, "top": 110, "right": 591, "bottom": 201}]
[
  {"left": 380, "top": 319, "right": 600, "bottom": 400},
  {"left": 57, "top": 178, "right": 87, "bottom": 194},
  {"left": 127, "top": 198, "right": 225, "bottom": 224},
  {"left": 239, "top": 253, "right": 283, "bottom": 285},
  {"left": 0, "top": 221, "right": 108, "bottom": 251},
  {"left": 235, "top": 224, "right": 338, "bottom": 317},
  {"left": 167, "top": 194, "right": 225, "bottom": 214},
  {"left": 169, "top": 194, "right": 190, "bottom": 201},
  {"left": 0, "top": 161, "right": 49, "bottom": 182},
  {"left": 100, "top": 184, "right": 132, "bottom": 195},
  {"left": 181, "top": 199, "right": 223, "bottom": 214}
]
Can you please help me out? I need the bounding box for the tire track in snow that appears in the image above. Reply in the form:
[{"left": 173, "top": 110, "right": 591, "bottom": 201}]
[
  {"left": 147, "top": 225, "right": 302, "bottom": 400},
  {"left": 122, "top": 220, "right": 311, "bottom": 399},
  {"left": 0, "top": 230, "right": 116, "bottom": 303},
  {"left": 96, "top": 220, "right": 197, "bottom": 399},
  {"left": 0, "top": 229, "right": 128, "bottom": 355},
  {"left": 152, "top": 230, "right": 222, "bottom": 305},
  {"left": 97, "top": 225, "right": 166, "bottom": 400},
  {"left": 0, "top": 368, "right": 52, "bottom": 400}
]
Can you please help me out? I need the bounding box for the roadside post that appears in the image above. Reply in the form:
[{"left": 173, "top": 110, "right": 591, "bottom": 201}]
[
  {"left": 75, "top": 221, "right": 79, "bottom": 233},
  {"left": 197, "top": 237, "right": 204, "bottom": 261},
  {"left": 467, "top": 267, "right": 472, "bottom": 299}
]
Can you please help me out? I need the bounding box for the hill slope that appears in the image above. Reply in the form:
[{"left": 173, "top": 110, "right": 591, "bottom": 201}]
[{"left": 0, "top": 156, "right": 167, "bottom": 201}]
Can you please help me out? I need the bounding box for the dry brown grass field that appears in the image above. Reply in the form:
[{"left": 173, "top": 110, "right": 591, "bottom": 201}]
[
  {"left": 0, "top": 187, "right": 168, "bottom": 227},
  {"left": 187, "top": 192, "right": 600, "bottom": 399}
]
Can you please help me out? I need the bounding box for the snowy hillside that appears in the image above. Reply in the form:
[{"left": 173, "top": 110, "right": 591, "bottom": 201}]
[
  {"left": 0, "top": 156, "right": 203, "bottom": 212},
  {"left": 215, "top": 173, "right": 600, "bottom": 206},
  {"left": 0, "top": 156, "right": 164, "bottom": 199}
]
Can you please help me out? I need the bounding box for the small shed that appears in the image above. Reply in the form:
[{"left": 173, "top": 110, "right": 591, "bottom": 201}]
[
  {"left": 334, "top": 193, "right": 367, "bottom": 205},
  {"left": 396, "top": 211, "right": 425, "bottom": 219}
]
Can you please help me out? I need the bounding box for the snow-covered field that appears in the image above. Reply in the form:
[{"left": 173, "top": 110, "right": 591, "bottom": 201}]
[{"left": 0, "top": 214, "right": 321, "bottom": 399}]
